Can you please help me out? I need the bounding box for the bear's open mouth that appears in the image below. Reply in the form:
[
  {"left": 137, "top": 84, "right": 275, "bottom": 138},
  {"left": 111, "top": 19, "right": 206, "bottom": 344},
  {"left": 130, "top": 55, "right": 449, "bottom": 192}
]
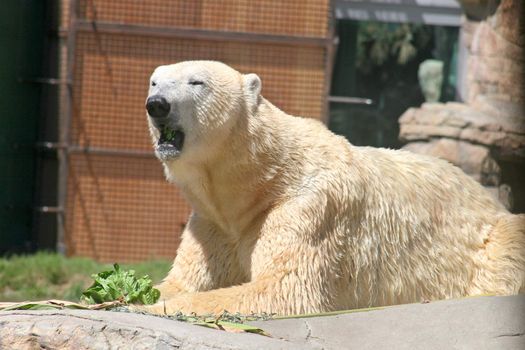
[{"left": 156, "top": 125, "right": 185, "bottom": 157}]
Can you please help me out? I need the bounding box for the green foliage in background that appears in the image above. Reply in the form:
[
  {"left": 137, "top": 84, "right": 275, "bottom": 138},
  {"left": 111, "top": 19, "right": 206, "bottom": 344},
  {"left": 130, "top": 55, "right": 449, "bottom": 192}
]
[
  {"left": 0, "top": 252, "right": 170, "bottom": 302},
  {"left": 81, "top": 264, "right": 160, "bottom": 305},
  {"left": 356, "top": 23, "right": 432, "bottom": 73}
]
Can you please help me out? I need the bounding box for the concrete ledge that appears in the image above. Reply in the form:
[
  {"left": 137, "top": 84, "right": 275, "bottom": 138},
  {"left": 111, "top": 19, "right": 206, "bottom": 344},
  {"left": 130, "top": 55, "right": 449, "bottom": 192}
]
[
  {"left": 250, "top": 295, "right": 525, "bottom": 350},
  {"left": 0, "top": 309, "right": 306, "bottom": 350},
  {"left": 1, "top": 296, "right": 523, "bottom": 349}
]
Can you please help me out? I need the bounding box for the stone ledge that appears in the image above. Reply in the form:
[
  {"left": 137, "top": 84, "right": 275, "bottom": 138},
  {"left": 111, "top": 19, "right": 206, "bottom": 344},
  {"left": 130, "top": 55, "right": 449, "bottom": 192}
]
[
  {"left": 1, "top": 296, "right": 523, "bottom": 350},
  {"left": 250, "top": 295, "right": 525, "bottom": 350},
  {"left": 402, "top": 139, "right": 490, "bottom": 180},
  {"left": 0, "top": 309, "right": 307, "bottom": 350},
  {"left": 399, "top": 102, "right": 525, "bottom": 159}
]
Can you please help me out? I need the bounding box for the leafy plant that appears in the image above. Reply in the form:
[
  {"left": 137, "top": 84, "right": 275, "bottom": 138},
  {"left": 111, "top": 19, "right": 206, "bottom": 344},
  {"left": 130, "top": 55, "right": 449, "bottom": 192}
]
[{"left": 81, "top": 264, "right": 160, "bottom": 305}]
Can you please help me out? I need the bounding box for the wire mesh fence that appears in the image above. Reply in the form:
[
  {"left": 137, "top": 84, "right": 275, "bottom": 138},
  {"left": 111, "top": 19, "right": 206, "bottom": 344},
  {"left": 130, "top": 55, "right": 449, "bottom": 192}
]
[
  {"left": 78, "top": 0, "right": 330, "bottom": 37},
  {"left": 62, "top": 0, "right": 333, "bottom": 262}
]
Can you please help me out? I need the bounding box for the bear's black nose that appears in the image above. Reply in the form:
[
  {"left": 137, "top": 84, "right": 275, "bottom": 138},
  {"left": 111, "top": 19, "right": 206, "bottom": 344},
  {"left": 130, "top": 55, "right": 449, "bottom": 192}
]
[{"left": 146, "top": 95, "right": 170, "bottom": 119}]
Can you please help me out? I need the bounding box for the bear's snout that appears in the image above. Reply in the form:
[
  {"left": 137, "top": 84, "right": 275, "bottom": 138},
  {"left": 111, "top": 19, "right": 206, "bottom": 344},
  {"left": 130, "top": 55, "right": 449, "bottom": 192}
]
[{"left": 146, "top": 95, "right": 170, "bottom": 119}]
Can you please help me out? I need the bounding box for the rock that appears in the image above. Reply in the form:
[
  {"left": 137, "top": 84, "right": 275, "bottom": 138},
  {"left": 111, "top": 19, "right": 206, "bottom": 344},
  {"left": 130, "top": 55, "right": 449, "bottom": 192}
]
[
  {"left": 465, "top": 0, "right": 524, "bottom": 104},
  {"left": 399, "top": 124, "right": 461, "bottom": 141},
  {"left": 1, "top": 296, "right": 523, "bottom": 350},
  {"left": 470, "top": 22, "right": 523, "bottom": 60},
  {"left": 488, "top": 0, "right": 524, "bottom": 47},
  {"left": 403, "top": 139, "right": 491, "bottom": 181},
  {"left": 471, "top": 96, "right": 525, "bottom": 128},
  {"left": 399, "top": 103, "right": 525, "bottom": 157},
  {"left": 249, "top": 295, "right": 525, "bottom": 350},
  {"left": 0, "top": 310, "right": 308, "bottom": 350},
  {"left": 398, "top": 0, "right": 524, "bottom": 213},
  {"left": 459, "top": 128, "right": 523, "bottom": 151},
  {"left": 467, "top": 54, "right": 524, "bottom": 103}
]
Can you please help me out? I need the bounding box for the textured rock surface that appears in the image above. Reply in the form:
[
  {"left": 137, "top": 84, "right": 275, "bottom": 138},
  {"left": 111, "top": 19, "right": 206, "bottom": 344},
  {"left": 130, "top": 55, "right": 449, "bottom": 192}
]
[
  {"left": 399, "top": 102, "right": 525, "bottom": 157},
  {"left": 1, "top": 296, "right": 523, "bottom": 350},
  {"left": 0, "top": 310, "right": 308, "bottom": 350},
  {"left": 466, "top": 0, "right": 524, "bottom": 103},
  {"left": 402, "top": 138, "right": 491, "bottom": 181},
  {"left": 251, "top": 295, "right": 525, "bottom": 350},
  {"left": 399, "top": 0, "right": 524, "bottom": 212}
]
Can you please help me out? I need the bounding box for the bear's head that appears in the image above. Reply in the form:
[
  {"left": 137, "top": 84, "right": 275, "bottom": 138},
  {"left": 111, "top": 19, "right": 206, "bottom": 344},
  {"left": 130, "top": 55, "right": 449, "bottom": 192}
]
[{"left": 146, "top": 61, "right": 261, "bottom": 162}]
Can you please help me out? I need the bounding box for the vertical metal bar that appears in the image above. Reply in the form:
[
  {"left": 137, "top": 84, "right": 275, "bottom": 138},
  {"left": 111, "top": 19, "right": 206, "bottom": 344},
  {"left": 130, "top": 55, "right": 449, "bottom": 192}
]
[
  {"left": 322, "top": 0, "right": 338, "bottom": 124},
  {"left": 56, "top": 0, "right": 78, "bottom": 255}
]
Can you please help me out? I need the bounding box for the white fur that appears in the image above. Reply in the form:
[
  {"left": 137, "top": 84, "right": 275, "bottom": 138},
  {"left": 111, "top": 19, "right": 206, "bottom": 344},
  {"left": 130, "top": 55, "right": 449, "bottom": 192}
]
[{"left": 141, "top": 61, "right": 525, "bottom": 316}]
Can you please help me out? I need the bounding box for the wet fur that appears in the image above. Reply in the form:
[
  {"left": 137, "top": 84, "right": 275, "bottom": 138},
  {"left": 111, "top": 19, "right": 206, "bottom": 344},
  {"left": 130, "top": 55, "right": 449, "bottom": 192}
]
[{"left": 140, "top": 61, "right": 525, "bottom": 315}]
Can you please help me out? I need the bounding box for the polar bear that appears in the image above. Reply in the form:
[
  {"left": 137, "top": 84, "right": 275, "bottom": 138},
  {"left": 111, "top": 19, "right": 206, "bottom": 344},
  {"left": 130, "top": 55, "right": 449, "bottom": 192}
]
[{"left": 141, "top": 60, "right": 525, "bottom": 316}]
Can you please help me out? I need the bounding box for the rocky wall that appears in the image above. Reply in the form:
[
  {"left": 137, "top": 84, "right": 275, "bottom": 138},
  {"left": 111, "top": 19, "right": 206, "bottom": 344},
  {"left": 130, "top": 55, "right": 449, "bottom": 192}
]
[{"left": 399, "top": 0, "right": 524, "bottom": 213}]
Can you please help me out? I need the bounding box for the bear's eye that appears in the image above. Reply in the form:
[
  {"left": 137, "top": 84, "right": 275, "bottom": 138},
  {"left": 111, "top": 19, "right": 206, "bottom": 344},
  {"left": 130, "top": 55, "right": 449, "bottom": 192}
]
[
  {"left": 188, "top": 80, "right": 204, "bottom": 86},
  {"left": 151, "top": 81, "right": 156, "bottom": 87}
]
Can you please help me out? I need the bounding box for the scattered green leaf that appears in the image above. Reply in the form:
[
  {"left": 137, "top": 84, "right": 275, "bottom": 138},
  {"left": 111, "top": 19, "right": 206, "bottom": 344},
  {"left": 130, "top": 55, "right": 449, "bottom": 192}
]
[
  {"left": 81, "top": 264, "right": 160, "bottom": 305},
  {"left": 0, "top": 299, "right": 123, "bottom": 311},
  {"left": 161, "top": 311, "right": 272, "bottom": 336}
]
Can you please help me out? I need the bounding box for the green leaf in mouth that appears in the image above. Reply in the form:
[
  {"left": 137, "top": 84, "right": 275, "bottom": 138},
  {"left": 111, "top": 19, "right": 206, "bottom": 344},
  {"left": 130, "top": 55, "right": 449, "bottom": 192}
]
[{"left": 162, "top": 126, "right": 178, "bottom": 142}]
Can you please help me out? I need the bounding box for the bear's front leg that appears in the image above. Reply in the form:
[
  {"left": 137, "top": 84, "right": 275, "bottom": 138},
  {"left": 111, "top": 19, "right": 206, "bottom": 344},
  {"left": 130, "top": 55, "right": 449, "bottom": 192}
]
[
  {"left": 154, "top": 214, "right": 247, "bottom": 300},
  {"left": 141, "top": 196, "right": 343, "bottom": 315},
  {"left": 140, "top": 255, "right": 337, "bottom": 316}
]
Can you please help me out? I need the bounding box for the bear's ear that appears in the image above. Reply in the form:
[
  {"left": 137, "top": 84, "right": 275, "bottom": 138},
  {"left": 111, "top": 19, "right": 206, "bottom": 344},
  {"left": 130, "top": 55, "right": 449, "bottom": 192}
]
[{"left": 243, "top": 73, "right": 261, "bottom": 103}]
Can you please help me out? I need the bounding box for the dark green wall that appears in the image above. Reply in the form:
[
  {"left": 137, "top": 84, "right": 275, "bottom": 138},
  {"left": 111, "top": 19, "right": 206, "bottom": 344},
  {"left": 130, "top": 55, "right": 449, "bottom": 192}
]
[{"left": 0, "top": 1, "right": 46, "bottom": 254}]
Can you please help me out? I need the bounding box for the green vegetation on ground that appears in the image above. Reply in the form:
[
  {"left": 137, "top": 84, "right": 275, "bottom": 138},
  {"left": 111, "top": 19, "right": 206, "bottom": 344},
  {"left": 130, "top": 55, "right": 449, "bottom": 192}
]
[
  {"left": 81, "top": 263, "right": 160, "bottom": 305},
  {"left": 0, "top": 252, "right": 171, "bottom": 302}
]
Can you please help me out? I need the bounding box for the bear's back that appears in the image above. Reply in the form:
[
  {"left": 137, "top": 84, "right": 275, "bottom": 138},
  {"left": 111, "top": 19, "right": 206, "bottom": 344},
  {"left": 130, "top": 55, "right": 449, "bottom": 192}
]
[{"left": 353, "top": 146, "right": 506, "bottom": 217}]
